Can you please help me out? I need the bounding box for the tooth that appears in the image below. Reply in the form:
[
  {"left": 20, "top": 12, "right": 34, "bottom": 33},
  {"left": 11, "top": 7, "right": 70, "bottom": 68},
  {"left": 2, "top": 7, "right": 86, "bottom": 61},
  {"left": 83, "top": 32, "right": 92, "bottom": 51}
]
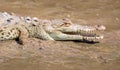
[
  {"left": 92, "top": 37, "right": 94, "bottom": 40},
  {"left": 83, "top": 31, "right": 85, "bottom": 35},
  {"left": 96, "top": 37, "right": 99, "bottom": 40},
  {"left": 77, "top": 29, "right": 79, "bottom": 33},
  {"left": 84, "top": 29, "right": 87, "bottom": 35},
  {"left": 84, "top": 37, "right": 86, "bottom": 40},
  {"left": 79, "top": 35, "right": 83, "bottom": 39},
  {"left": 88, "top": 29, "right": 91, "bottom": 34},
  {"left": 92, "top": 30, "right": 95, "bottom": 34},
  {"left": 80, "top": 29, "right": 83, "bottom": 34},
  {"left": 87, "top": 37, "right": 91, "bottom": 41},
  {"left": 91, "top": 37, "right": 94, "bottom": 41},
  {"left": 79, "top": 29, "right": 82, "bottom": 34},
  {"left": 87, "top": 30, "right": 89, "bottom": 36},
  {"left": 92, "top": 37, "right": 96, "bottom": 42},
  {"left": 88, "top": 37, "right": 92, "bottom": 41},
  {"left": 86, "top": 37, "right": 88, "bottom": 40},
  {"left": 100, "top": 35, "right": 104, "bottom": 39},
  {"left": 79, "top": 29, "right": 81, "bottom": 33},
  {"left": 89, "top": 30, "right": 92, "bottom": 35}
]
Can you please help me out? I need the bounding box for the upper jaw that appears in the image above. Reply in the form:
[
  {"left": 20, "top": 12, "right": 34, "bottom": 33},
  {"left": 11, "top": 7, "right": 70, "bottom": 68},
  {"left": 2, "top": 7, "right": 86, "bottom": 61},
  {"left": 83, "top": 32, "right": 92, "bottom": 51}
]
[
  {"left": 56, "top": 24, "right": 104, "bottom": 42},
  {"left": 57, "top": 24, "right": 96, "bottom": 36}
]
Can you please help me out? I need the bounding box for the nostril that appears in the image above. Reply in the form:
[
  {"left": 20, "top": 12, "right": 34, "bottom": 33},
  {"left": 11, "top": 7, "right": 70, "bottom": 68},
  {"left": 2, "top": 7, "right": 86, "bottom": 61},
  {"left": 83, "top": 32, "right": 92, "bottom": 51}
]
[
  {"left": 65, "top": 22, "right": 71, "bottom": 26},
  {"left": 95, "top": 25, "right": 106, "bottom": 31}
]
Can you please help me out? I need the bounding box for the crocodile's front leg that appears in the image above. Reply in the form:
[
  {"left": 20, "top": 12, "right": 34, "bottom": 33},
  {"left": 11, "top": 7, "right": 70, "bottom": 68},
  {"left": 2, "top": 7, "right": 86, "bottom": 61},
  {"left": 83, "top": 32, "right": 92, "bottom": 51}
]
[
  {"left": 0, "top": 23, "right": 30, "bottom": 45},
  {"left": 16, "top": 24, "right": 30, "bottom": 45},
  {"left": 37, "top": 25, "right": 55, "bottom": 40},
  {"left": 27, "top": 24, "right": 54, "bottom": 41}
]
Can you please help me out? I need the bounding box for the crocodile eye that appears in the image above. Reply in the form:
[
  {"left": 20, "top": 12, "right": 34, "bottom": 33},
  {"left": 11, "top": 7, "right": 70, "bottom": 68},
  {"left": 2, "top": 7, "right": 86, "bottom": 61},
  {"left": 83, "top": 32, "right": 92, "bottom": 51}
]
[
  {"left": 34, "top": 19, "right": 38, "bottom": 22},
  {"left": 60, "top": 18, "right": 72, "bottom": 27},
  {"left": 60, "top": 22, "right": 71, "bottom": 27},
  {"left": 33, "top": 17, "right": 39, "bottom": 22}
]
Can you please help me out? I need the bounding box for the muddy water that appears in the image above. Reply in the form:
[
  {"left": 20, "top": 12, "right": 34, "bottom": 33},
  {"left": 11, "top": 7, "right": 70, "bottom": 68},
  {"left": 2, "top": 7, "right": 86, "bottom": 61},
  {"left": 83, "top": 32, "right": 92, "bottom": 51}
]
[{"left": 0, "top": 0, "right": 120, "bottom": 70}]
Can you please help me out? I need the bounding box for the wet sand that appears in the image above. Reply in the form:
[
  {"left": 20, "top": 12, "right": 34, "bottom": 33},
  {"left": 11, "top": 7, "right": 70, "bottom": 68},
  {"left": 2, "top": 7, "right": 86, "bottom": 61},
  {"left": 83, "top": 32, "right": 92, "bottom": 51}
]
[{"left": 0, "top": 0, "right": 120, "bottom": 70}]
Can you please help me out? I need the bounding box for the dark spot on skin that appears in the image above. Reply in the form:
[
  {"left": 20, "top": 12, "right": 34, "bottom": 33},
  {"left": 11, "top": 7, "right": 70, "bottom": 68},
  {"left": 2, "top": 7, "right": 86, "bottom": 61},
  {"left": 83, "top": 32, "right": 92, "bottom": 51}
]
[
  {"left": 6, "top": 35, "right": 9, "bottom": 37},
  {"left": 12, "top": 28, "right": 15, "bottom": 30},
  {"left": 10, "top": 30, "right": 13, "bottom": 32},
  {"left": 8, "top": 32, "right": 10, "bottom": 35},
  {"left": 1, "top": 33, "right": 4, "bottom": 35},
  {"left": 1, "top": 36, "right": 3, "bottom": 38},
  {"left": 39, "top": 47, "right": 43, "bottom": 50},
  {"left": 16, "top": 28, "right": 18, "bottom": 30},
  {"left": 14, "top": 32, "right": 16, "bottom": 35},
  {"left": 3, "top": 27, "right": 7, "bottom": 29},
  {"left": 2, "top": 37, "right": 7, "bottom": 40},
  {"left": 32, "top": 24, "right": 36, "bottom": 26},
  {"left": 7, "top": 19, "right": 11, "bottom": 23},
  {"left": 0, "top": 30, "right": 3, "bottom": 32},
  {"left": 15, "top": 22, "right": 18, "bottom": 24},
  {"left": 12, "top": 33, "right": 16, "bottom": 36}
]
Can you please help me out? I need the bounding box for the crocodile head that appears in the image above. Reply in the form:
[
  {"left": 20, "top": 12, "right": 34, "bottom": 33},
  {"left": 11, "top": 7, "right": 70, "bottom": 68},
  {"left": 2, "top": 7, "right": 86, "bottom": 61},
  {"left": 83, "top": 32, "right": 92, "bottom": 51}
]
[{"left": 42, "top": 18, "right": 106, "bottom": 43}]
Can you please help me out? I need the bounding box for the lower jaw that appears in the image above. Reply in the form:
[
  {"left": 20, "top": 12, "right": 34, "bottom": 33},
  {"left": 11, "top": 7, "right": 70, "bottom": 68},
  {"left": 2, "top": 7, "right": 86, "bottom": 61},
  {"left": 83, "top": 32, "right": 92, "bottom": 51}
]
[
  {"left": 82, "top": 35, "right": 103, "bottom": 42},
  {"left": 63, "top": 31, "right": 98, "bottom": 37}
]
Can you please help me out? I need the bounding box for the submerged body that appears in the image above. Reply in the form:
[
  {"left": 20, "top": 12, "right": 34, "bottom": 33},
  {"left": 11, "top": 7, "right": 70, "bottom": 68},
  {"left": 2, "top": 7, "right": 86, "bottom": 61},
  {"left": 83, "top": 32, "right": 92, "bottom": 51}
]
[{"left": 0, "top": 12, "right": 105, "bottom": 44}]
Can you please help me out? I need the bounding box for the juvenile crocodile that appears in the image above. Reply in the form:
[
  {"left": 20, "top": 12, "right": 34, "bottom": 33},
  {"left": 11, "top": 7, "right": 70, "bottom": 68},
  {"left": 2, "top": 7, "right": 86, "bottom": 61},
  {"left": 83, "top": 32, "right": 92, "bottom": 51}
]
[{"left": 0, "top": 12, "right": 106, "bottom": 44}]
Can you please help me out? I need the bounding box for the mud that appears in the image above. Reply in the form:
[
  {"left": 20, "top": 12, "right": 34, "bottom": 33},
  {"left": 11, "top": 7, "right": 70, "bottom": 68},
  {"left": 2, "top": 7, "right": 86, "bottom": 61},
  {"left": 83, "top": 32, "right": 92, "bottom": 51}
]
[{"left": 0, "top": 0, "right": 120, "bottom": 70}]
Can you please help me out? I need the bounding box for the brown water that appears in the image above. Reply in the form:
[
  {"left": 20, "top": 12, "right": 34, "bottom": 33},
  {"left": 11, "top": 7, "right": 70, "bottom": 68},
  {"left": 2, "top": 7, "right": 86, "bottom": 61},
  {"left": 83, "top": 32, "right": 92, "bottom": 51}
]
[{"left": 0, "top": 0, "right": 120, "bottom": 70}]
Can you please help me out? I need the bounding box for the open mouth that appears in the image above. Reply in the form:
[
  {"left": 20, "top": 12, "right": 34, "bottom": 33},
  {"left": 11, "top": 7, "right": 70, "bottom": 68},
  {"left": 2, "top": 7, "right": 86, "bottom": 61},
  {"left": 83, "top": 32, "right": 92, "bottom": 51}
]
[{"left": 62, "top": 31, "right": 103, "bottom": 42}]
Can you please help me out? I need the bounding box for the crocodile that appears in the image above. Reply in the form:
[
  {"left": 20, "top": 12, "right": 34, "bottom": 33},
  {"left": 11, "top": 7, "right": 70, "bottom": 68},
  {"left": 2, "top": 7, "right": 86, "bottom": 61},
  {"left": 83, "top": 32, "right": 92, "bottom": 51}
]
[{"left": 0, "top": 12, "right": 106, "bottom": 44}]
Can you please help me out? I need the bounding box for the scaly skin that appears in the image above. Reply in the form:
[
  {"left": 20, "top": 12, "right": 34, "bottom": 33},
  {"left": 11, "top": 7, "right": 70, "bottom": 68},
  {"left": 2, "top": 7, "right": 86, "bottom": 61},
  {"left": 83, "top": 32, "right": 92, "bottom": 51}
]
[
  {"left": 40, "top": 18, "right": 105, "bottom": 42},
  {"left": 0, "top": 12, "right": 105, "bottom": 44}
]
